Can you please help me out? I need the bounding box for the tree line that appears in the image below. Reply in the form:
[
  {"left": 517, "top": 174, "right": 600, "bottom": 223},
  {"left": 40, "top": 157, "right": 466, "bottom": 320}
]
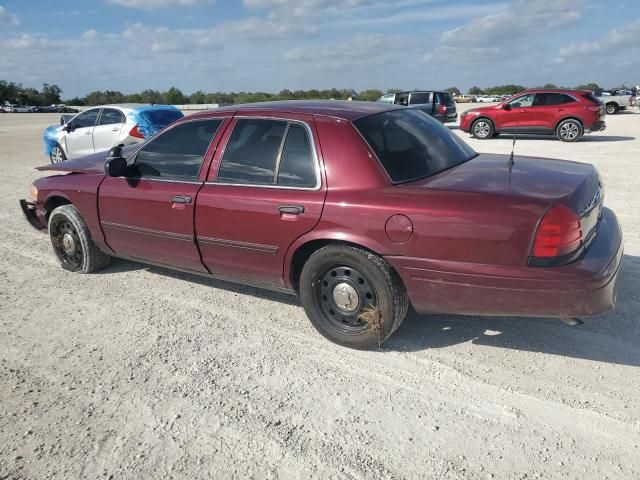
[
  {"left": 0, "top": 80, "right": 62, "bottom": 106},
  {"left": 1, "top": 80, "right": 613, "bottom": 107}
]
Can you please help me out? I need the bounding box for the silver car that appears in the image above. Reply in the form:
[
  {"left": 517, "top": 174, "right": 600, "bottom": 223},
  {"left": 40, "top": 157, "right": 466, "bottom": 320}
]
[{"left": 44, "top": 104, "right": 184, "bottom": 163}]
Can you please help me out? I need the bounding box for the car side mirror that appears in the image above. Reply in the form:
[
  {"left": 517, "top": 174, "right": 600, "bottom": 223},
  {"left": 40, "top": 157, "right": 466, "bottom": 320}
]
[
  {"left": 105, "top": 145, "right": 127, "bottom": 177},
  {"left": 502, "top": 103, "right": 511, "bottom": 111}
]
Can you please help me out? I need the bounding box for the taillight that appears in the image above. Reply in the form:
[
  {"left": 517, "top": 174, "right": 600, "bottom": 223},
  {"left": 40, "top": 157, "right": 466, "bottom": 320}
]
[
  {"left": 438, "top": 104, "right": 447, "bottom": 114},
  {"left": 585, "top": 105, "right": 600, "bottom": 112},
  {"left": 530, "top": 204, "right": 582, "bottom": 263},
  {"left": 129, "top": 125, "right": 144, "bottom": 139}
]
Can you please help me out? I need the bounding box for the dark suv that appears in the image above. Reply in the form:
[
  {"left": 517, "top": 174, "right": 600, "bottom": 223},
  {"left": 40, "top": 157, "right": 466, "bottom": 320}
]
[
  {"left": 460, "top": 89, "right": 606, "bottom": 142},
  {"left": 377, "top": 90, "right": 457, "bottom": 123}
]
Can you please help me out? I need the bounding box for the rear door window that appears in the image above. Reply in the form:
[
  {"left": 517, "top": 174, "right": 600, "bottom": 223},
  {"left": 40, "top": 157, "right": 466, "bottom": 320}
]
[
  {"left": 99, "top": 108, "right": 126, "bottom": 125},
  {"left": 217, "top": 119, "right": 317, "bottom": 188},
  {"left": 409, "top": 92, "right": 431, "bottom": 105},
  {"left": 532, "top": 93, "right": 573, "bottom": 106},
  {"left": 132, "top": 119, "right": 222, "bottom": 180}
]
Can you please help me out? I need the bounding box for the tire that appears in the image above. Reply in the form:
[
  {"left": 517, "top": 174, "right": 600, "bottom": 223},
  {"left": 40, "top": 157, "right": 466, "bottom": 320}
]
[
  {"left": 555, "top": 119, "right": 583, "bottom": 142},
  {"left": 50, "top": 144, "right": 66, "bottom": 164},
  {"left": 471, "top": 118, "right": 494, "bottom": 139},
  {"left": 605, "top": 103, "right": 618, "bottom": 115},
  {"left": 48, "top": 205, "right": 110, "bottom": 273},
  {"left": 299, "top": 245, "right": 409, "bottom": 349}
]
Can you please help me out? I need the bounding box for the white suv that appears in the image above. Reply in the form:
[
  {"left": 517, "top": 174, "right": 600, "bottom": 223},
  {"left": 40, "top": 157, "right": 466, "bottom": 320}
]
[{"left": 44, "top": 104, "right": 184, "bottom": 163}]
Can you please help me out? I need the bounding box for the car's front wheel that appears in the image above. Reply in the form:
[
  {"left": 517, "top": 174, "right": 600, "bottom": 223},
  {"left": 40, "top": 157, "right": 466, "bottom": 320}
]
[
  {"left": 48, "top": 205, "right": 110, "bottom": 273},
  {"left": 471, "top": 118, "right": 494, "bottom": 139},
  {"left": 299, "top": 245, "right": 409, "bottom": 349},
  {"left": 556, "top": 119, "right": 583, "bottom": 142},
  {"left": 50, "top": 144, "right": 66, "bottom": 164}
]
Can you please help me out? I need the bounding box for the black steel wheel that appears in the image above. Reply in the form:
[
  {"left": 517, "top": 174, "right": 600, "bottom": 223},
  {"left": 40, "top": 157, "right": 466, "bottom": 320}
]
[
  {"left": 299, "top": 245, "right": 409, "bottom": 349},
  {"left": 48, "top": 205, "right": 110, "bottom": 273}
]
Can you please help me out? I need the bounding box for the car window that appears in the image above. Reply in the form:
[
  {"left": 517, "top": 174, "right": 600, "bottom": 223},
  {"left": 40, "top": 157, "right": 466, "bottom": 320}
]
[
  {"left": 131, "top": 119, "right": 222, "bottom": 181},
  {"left": 508, "top": 94, "right": 534, "bottom": 108},
  {"left": 277, "top": 124, "right": 317, "bottom": 188},
  {"left": 73, "top": 110, "right": 99, "bottom": 129},
  {"left": 409, "top": 92, "right": 430, "bottom": 105},
  {"left": 217, "top": 119, "right": 288, "bottom": 185},
  {"left": 98, "top": 108, "right": 125, "bottom": 126},
  {"left": 435, "top": 92, "right": 455, "bottom": 107},
  {"left": 354, "top": 109, "right": 477, "bottom": 184},
  {"left": 532, "top": 93, "right": 573, "bottom": 106}
]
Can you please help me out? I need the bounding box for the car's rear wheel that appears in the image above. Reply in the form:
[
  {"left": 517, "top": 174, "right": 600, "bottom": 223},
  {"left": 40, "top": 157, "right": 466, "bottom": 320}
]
[
  {"left": 299, "top": 245, "right": 408, "bottom": 349},
  {"left": 471, "top": 118, "right": 494, "bottom": 139},
  {"left": 556, "top": 119, "right": 583, "bottom": 142},
  {"left": 605, "top": 103, "right": 618, "bottom": 115},
  {"left": 48, "top": 205, "right": 110, "bottom": 273},
  {"left": 50, "top": 144, "right": 66, "bottom": 164}
]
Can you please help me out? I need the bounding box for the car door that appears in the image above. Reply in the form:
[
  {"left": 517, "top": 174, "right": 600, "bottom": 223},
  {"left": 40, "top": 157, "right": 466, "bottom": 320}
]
[
  {"left": 98, "top": 118, "right": 228, "bottom": 272},
  {"left": 529, "top": 93, "right": 575, "bottom": 131},
  {"left": 93, "top": 108, "right": 126, "bottom": 153},
  {"left": 63, "top": 108, "right": 100, "bottom": 159},
  {"left": 497, "top": 93, "right": 535, "bottom": 130},
  {"left": 195, "top": 114, "right": 326, "bottom": 287}
]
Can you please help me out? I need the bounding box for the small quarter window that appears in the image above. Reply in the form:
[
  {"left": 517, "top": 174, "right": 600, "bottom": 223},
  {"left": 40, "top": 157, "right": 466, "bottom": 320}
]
[
  {"left": 131, "top": 119, "right": 222, "bottom": 181},
  {"left": 277, "top": 124, "right": 316, "bottom": 188}
]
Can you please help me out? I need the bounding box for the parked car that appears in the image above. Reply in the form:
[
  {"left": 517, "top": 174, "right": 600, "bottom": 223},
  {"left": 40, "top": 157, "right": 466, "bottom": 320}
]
[
  {"left": 377, "top": 91, "right": 457, "bottom": 123},
  {"left": 460, "top": 89, "right": 606, "bottom": 142},
  {"left": 454, "top": 94, "right": 475, "bottom": 103},
  {"left": 595, "top": 90, "right": 633, "bottom": 114},
  {"left": 476, "top": 96, "right": 499, "bottom": 103},
  {"left": 20, "top": 101, "right": 622, "bottom": 349},
  {"left": 43, "top": 104, "right": 184, "bottom": 163},
  {"left": 10, "top": 105, "right": 31, "bottom": 113}
]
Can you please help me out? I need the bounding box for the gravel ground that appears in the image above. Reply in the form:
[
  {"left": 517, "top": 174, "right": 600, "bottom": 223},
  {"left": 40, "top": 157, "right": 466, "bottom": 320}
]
[{"left": 1, "top": 107, "right": 639, "bottom": 479}]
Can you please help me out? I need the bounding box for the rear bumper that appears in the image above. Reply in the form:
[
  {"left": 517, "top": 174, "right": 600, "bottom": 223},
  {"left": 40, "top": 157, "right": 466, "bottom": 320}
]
[
  {"left": 20, "top": 199, "right": 47, "bottom": 230},
  {"left": 587, "top": 121, "right": 606, "bottom": 133},
  {"left": 386, "top": 208, "right": 623, "bottom": 318}
]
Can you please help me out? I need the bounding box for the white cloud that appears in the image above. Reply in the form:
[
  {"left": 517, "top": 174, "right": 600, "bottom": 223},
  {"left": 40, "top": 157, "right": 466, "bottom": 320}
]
[
  {"left": 556, "top": 19, "right": 640, "bottom": 60},
  {"left": 0, "top": 5, "right": 19, "bottom": 26},
  {"left": 216, "top": 16, "right": 318, "bottom": 39},
  {"left": 107, "top": 0, "right": 212, "bottom": 9}
]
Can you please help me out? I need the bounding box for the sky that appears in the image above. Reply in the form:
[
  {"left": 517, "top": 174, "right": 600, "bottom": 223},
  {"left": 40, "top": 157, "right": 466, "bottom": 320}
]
[{"left": 0, "top": 0, "right": 638, "bottom": 98}]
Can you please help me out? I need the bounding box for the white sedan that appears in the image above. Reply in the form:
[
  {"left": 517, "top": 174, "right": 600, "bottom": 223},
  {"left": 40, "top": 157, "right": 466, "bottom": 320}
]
[{"left": 44, "top": 104, "right": 184, "bottom": 163}]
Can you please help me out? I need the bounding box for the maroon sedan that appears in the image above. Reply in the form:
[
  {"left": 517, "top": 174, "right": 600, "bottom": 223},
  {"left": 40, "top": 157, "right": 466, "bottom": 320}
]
[{"left": 20, "top": 101, "right": 622, "bottom": 349}]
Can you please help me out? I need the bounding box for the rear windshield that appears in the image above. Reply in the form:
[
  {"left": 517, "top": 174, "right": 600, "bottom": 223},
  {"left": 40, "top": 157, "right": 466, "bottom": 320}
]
[
  {"left": 139, "top": 109, "right": 184, "bottom": 127},
  {"left": 354, "top": 109, "right": 477, "bottom": 184},
  {"left": 436, "top": 92, "right": 455, "bottom": 107},
  {"left": 582, "top": 93, "right": 603, "bottom": 105}
]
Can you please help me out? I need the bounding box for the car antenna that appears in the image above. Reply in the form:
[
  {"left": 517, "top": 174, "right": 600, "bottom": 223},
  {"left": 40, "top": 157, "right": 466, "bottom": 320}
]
[{"left": 508, "top": 135, "right": 517, "bottom": 170}]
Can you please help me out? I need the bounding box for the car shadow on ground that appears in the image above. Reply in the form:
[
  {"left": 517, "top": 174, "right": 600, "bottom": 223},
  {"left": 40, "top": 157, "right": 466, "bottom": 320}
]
[
  {"left": 100, "top": 254, "right": 639, "bottom": 366},
  {"left": 385, "top": 254, "right": 640, "bottom": 367},
  {"left": 483, "top": 134, "right": 636, "bottom": 142}
]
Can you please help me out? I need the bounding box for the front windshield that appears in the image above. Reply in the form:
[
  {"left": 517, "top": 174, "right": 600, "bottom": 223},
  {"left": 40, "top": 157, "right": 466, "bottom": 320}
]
[{"left": 353, "top": 109, "right": 477, "bottom": 184}]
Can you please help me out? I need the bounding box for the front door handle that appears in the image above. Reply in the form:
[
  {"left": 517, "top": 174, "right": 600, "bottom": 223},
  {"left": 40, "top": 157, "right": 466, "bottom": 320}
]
[
  {"left": 279, "top": 204, "right": 304, "bottom": 215},
  {"left": 171, "top": 195, "right": 192, "bottom": 204}
]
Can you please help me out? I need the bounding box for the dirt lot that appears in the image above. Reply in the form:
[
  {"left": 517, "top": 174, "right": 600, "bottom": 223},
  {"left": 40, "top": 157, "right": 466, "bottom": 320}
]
[{"left": 1, "top": 107, "right": 639, "bottom": 479}]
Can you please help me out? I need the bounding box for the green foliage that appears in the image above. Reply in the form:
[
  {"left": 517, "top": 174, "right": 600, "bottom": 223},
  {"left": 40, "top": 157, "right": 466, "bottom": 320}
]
[
  {"left": 575, "top": 82, "right": 600, "bottom": 92},
  {"left": 358, "top": 89, "right": 384, "bottom": 101},
  {"left": 484, "top": 84, "right": 526, "bottom": 96},
  {"left": 468, "top": 86, "right": 484, "bottom": 95},
  {"left": 0, "top": 81, "right": 62, "bottom": 105},
  {"left": 542, "top": 83, "right": 558, "bottom": 89},
  {"left": 165, "top": 86, "right": 187, "bottom": 105},
  {"left": 446, "top": 87, "right": 461, "bottom": 96}
]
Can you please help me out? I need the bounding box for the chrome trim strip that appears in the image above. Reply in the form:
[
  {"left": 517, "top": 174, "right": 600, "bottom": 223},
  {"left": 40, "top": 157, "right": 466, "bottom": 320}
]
[
  {"left": 101, "top": 221, "right": 194, "bottom": 242},
  {"left": 213, "top": 116, "right": 322, "bottom": 191},
  {"left": 197, "top": 236, "right": 278, "bottom": 255}
]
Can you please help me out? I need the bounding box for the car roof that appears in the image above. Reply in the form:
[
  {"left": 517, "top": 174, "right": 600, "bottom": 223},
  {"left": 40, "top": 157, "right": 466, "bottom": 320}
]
[
  {"left": 520, "top": 89, "right": 591, "bottom": 94},
  {"left": 187, "top": 100, "right": 404, "bottom": 121}
]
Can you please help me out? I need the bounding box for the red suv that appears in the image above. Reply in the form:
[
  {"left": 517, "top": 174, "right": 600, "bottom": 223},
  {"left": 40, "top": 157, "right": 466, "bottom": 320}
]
[{"left": 460, "top": 89, "right": 606, "bottom": 142}]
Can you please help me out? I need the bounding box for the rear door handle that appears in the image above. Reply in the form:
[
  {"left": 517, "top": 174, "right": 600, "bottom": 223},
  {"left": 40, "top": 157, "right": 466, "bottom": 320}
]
[
  {"left": 279, "top": 204, "right": 304, "bottom": 215},
  {"left": 171, "top": 195, "right": 192, "bottom": 204}
]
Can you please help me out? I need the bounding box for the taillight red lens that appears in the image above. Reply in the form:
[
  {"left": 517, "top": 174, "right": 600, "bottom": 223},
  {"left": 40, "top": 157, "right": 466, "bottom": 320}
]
[
  {"left": 532, "top": 204, "right": 582, "bottom": 258},
  {"left": 585, "top": 106, "right": 600, "bottom": 112},
  {"left": 129, "top": 125, "right": 144, "bottom": 139},
  {"left": 438, "top": 105, "right": 447, "bottom": 114}
]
